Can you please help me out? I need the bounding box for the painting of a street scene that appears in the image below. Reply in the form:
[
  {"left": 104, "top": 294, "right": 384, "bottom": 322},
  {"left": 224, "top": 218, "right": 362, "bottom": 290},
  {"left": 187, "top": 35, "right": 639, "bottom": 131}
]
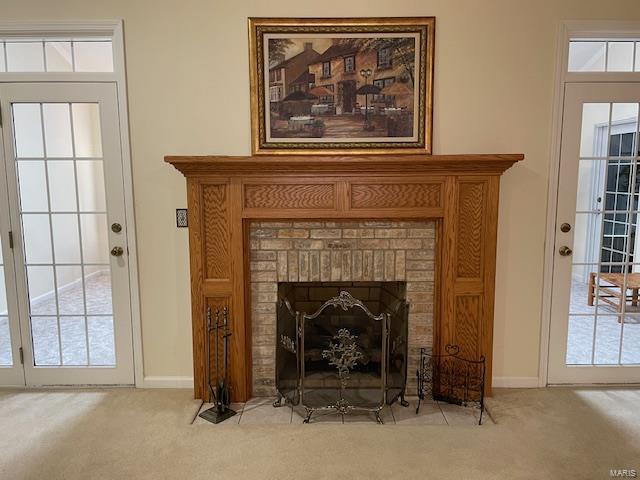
[{"left": 265, "top": 34, "right": 420, "bottom": 143}]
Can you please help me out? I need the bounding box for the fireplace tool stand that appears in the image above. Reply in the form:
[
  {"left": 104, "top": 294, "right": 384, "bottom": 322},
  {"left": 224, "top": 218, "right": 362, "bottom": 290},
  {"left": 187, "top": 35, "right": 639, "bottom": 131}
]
[{"left": 199, "top": 306, "right": 236, "bottom": 424}]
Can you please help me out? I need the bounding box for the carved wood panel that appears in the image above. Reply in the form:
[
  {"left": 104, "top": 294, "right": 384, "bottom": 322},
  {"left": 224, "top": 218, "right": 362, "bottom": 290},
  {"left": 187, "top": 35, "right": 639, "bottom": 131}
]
[
  {"left": 454, "top": 295, "right": 482, "bottom": 360},
  {"left": 456, "top": 181, "right": 486, "bottom": 279},
  {"left": 244, "top": 183, "right": 335, "bottom": 210},
  {"left": 350, "top": 182, "right": 442, "bottom": 209},
  {"left": 203, "top": 184, "right": 230, "bottom": 279}
]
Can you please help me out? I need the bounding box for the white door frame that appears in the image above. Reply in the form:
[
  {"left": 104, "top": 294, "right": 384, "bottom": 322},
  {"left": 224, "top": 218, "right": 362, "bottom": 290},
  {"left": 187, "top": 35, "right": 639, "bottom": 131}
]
[
  {"left": 540, "top": 20, "right": 640, "bottom": 387},
  {"left": 0, "top": 21, "right": 143, "bottom": 386},
  {"left": 0, "top": 82, "right": 135, "bottom": 384},
  {"left": 0, "top": 146, "right": 24, "bottom": 386}
]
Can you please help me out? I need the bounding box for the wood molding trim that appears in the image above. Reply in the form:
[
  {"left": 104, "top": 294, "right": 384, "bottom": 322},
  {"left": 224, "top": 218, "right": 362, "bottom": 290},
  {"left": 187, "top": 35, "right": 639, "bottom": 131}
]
[
  {"left": 167, "top": 154, "right": 523, "bottom": 401},
  {"left": 166, "top": 154, "right": 522, "bottom": 176}
]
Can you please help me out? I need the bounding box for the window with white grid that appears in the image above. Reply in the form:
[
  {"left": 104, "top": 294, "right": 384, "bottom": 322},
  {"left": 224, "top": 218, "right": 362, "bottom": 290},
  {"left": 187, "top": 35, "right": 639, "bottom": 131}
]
[
  {"left": 12, "top": 101, "right": 115, "bottom": 366},
  {"left": 0, "top": 39, "right": 113, "bottom": 73},
  {"left": 568, "top": 40, "right": 640, "bottom": 72},
  {"left": 569, "top": 102, "right": 640, "bottom": 366}
]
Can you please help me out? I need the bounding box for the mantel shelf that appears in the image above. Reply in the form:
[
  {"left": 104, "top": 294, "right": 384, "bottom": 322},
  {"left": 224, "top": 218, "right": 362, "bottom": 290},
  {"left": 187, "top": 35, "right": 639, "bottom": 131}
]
[{"left": 165, "top": 153, "right": 523, "bottom": 176}]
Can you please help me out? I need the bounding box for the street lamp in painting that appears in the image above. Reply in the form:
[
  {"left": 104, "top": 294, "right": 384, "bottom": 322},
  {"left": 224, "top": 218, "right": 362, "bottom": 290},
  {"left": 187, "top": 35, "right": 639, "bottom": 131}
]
[{"left": 357, "top": 68, "right": 380, "bottom": 132}]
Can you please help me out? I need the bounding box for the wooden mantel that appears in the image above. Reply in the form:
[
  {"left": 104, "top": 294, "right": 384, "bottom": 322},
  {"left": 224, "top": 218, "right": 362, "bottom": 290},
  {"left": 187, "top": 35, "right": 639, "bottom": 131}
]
[
  {"left": 166, "top": 154, "right": 523, "bottom": 402},
  {"left": 166, "top": 154, "right": 521, "bottom": 175}
]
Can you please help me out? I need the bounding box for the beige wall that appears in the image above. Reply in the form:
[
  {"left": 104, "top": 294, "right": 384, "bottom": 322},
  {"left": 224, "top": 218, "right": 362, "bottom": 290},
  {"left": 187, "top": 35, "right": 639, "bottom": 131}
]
[{"left": 4, "top": 0, "right": 640, "bottom": 383}]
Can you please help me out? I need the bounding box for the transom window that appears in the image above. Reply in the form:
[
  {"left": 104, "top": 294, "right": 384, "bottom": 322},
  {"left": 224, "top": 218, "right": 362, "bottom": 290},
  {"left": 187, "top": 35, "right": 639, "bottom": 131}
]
[
  {"left": 568, "top": 40, "right": 640, "bottom": 72},
  {"left": 0, "top": 39, "right": 114, "bottom": 73}
]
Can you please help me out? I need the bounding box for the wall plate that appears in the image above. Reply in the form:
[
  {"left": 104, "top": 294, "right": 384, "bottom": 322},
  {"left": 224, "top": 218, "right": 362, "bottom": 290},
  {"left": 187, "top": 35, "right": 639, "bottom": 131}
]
[{"left": 176, "top": 208, "right": 188, "bottom": 228}]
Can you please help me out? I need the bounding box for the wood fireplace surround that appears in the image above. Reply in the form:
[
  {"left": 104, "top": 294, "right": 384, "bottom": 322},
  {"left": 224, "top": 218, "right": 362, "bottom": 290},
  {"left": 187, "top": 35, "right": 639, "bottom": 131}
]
[{"left": 166, "top": 154, "right": 522, "bottom": 402}]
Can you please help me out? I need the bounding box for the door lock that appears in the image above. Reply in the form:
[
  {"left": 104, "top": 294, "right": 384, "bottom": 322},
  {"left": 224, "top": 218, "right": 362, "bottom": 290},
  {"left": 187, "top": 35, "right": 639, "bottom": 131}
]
[
  {"left": 110, "top": 246, "right": 124, "bottom": 257},
  {"left": 111, "top": 223, "right": 122, "bottom": 233},
  {"left": 560, "top": 223, "right": 571, "bottom": 233},
  {"left": 559, "top": 246, "right": 573, "bottom": 256}
]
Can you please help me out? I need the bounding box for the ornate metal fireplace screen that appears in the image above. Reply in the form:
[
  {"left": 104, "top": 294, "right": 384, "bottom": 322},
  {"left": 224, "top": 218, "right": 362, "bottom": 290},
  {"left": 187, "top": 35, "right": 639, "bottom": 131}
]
[
  {"left": 416, "top": 345, "right": 486, "bottom": 425},
  {"left": 275, "top": 283, "right": 409, "bottom": 424}
]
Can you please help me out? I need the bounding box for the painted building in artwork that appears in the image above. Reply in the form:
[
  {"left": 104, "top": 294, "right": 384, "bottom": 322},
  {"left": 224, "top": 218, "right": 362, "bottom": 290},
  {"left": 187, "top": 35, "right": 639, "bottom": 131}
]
[
  {"left": 288, "top": 70, "right": 315, "bottom": 94},
  {"left": 306, "top": 40, "right": 415, "bottom": 114},
  {"left": 268, "top": 43, "right": 320, "bottom": 104}
]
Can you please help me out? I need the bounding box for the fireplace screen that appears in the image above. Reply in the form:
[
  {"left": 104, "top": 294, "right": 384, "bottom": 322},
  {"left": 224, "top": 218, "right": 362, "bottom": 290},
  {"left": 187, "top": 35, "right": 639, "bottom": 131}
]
[{"left": 275, "top": 282, "right": 408, "bottom": 423}]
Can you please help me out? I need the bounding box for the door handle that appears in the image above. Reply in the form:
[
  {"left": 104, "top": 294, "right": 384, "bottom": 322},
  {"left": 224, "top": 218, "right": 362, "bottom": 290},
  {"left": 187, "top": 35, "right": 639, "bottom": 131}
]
[
  {"left": 110, "top": 246, "right": 124, "bottom": 257},
  {"left": 559, "top": 246, "right": 573, "bottom": 256}
]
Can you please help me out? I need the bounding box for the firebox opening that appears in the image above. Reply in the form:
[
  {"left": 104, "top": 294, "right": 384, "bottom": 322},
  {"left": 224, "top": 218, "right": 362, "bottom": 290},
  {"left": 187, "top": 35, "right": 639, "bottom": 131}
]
[{"left": 276, "top": 281, "right": 409, "bottom": 413}]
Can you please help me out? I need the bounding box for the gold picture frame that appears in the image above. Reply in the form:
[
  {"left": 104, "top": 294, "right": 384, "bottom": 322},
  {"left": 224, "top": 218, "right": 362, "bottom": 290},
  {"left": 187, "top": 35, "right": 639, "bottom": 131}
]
[{"left": 249, "top": 17, "right": 435, "bottom": 155}]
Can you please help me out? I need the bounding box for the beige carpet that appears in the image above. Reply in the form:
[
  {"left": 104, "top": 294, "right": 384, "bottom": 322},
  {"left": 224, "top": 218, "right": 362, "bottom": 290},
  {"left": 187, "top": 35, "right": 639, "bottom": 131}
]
[{"left": 0, "top": 387, "right": 638, "bottom": 479}]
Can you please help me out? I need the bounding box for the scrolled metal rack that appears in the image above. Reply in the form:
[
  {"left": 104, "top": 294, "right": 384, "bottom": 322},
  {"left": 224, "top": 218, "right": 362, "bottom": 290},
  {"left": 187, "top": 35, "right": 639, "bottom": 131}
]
[{"left": 416, "top": 344, "right": 486, "bottom": 425}]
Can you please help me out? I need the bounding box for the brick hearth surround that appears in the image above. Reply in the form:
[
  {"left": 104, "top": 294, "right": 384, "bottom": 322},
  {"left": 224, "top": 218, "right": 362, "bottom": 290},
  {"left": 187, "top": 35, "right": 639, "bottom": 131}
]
[{"left": 250, "top": 220, "right": 435, "bottom": 396}]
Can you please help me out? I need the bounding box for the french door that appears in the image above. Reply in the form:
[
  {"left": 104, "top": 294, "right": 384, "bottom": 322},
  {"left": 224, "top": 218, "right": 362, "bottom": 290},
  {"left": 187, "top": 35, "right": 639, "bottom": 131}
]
[
  {"left": 0, "top": 82, "right": 134, "bottom": 385},
  {"left": 549, "top": 82, "right": 640, "bottom": 384}
]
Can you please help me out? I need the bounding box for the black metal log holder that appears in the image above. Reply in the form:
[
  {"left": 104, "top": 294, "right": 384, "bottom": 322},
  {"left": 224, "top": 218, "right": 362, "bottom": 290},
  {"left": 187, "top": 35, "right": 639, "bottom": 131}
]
[
  {"left": 416, "top": 345, "right": 486, "bottom": 425},
  {"left": 199, "top": 306, "right": 237, "bottom": 424}
]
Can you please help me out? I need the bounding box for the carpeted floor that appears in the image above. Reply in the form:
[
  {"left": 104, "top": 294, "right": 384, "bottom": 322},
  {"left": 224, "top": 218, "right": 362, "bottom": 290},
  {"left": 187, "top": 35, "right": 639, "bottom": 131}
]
[{"left": 0, "top": 387, "right": 638, "bottom": 479}]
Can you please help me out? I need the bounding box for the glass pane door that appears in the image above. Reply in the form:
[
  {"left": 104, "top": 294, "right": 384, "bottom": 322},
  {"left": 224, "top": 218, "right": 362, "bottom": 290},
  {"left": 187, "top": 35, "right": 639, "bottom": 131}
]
[
  {"left": 14, "top": 102, "right": 115, "bottom": 368},
  {"left": 568, "top": 103, "right": 640, "bottom": 366},
  {"left": 549, "top": 83, "right": 640, "bottom": 384},
  {"left": 0, "top": 83, "right": 134, "bottom": 385}
]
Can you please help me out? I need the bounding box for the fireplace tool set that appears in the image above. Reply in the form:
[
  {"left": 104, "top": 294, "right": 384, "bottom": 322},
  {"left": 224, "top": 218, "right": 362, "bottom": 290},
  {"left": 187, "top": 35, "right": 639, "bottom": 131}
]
[{"left": 199, "top": 306, "right": 237, "bottom": 424}]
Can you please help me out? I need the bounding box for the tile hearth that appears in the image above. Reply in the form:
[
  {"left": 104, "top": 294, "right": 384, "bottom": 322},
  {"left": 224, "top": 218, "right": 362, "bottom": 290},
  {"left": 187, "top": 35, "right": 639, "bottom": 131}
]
[{"left": 193, "top": 397, "right": 488, "bottom": 426}]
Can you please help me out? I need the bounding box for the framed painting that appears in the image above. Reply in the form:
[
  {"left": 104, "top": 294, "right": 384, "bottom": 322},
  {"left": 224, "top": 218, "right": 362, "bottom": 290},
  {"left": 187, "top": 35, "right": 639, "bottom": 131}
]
[{"left": 248, "top": 17, "right": 435, "bottom": 155}]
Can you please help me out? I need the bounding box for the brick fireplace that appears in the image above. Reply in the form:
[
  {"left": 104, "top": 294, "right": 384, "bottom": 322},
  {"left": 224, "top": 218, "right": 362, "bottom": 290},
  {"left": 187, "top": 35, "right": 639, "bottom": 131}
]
[
  {"left": 165, "top": 154, "right": 522, "bottom": 402},
  {"left": 249, "top": 220, "right": 435, "bottom": 396}
]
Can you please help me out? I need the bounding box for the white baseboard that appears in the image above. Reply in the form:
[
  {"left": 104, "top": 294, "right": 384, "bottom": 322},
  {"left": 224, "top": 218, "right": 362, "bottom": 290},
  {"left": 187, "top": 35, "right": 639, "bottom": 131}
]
[
  {"left": 492, "top": 376, "right": 540, "bottom": 388},
  {"left": 142, "top": 376, "right": 194, "bottom": 389}
]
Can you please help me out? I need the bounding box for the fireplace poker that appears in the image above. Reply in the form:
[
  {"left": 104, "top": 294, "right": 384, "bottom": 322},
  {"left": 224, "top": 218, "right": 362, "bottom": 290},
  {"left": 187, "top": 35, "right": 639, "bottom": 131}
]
[
  {"left": 220, "top": 307, "right": 232, "bottom": 408},
  {"left": 198, "top": 306, "right": 236, "bottom": 424}
]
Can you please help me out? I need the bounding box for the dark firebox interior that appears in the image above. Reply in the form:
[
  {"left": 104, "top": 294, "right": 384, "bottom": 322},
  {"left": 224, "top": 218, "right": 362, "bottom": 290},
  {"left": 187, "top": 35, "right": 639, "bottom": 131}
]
[{"left": 276, "top": 282, "right": 408, "bottom": 409}]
